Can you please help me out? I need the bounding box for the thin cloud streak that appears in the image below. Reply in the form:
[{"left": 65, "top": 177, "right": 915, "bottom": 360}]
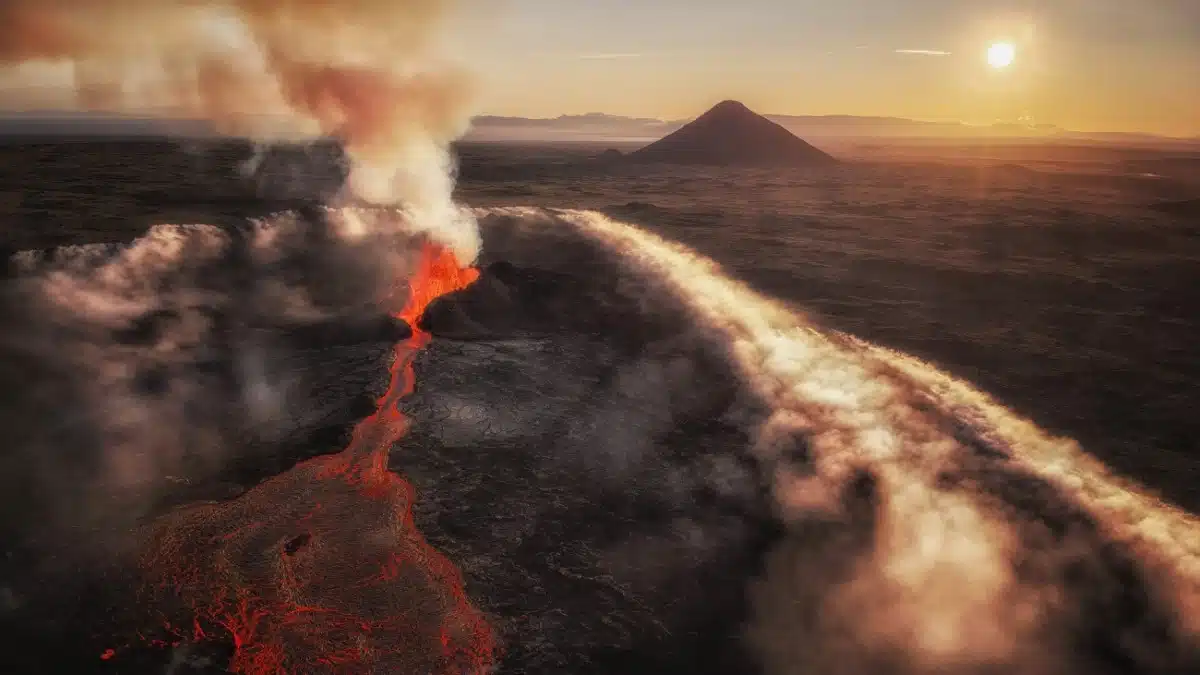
[
  {"left": 577, "top": 53, "right": 643, "bottom": 60},
  {"left": 894, "top": 49, "right": 952, "bottom": 56}
]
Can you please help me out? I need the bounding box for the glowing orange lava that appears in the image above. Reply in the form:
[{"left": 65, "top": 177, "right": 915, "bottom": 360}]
[
  {"left": 131, "top": 242, "right": 494, "bottom": 674},
  {"left": 399, "top": 245, "right": 481, "bottom": 329}
]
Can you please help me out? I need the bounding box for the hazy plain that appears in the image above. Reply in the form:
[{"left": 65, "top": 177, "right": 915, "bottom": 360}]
[
  {"left": 454, "top": 141, "right": 1200, "bottom": 510},
  {"left": 3, "top": 136, "right": 1197, "bottom": 506}
]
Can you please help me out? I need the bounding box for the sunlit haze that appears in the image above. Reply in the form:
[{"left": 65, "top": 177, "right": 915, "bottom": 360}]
[
  {"left": 470, "top": 0, "right": 1200, "bottom": 136},
  {"left": 0, "top": 1, "right": 1197, "bottom": 137}
]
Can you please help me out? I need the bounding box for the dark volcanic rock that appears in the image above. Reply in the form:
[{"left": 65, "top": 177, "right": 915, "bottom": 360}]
[
  {"left": 419, "top": 259, "right": 698, "bottom": 357},
  {"left": 628, "top": 100, "right": 837, "bottom": 167},
  {"left": 418, "top": 261, "right": 588, "bottom": 339},
  {"left": 284, "top": 314, "right": 412, "bottom": 350},
  {"left": 1151, "top": 197, "right": 1200, "bottom": 218}
]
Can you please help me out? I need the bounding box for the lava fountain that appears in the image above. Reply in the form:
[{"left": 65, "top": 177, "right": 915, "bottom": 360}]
[{"left": 134, "top": 241, "right": 491, "bottom": 674}]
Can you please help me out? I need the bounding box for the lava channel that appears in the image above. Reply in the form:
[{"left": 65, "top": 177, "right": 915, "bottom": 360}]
[{"left": 133, "top": 242, "right": 493, "bottom": 674}]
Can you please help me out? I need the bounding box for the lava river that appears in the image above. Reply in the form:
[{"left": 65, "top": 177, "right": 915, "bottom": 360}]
[{"left": 133, "top": 242, "right": 493, "bottom": 674}]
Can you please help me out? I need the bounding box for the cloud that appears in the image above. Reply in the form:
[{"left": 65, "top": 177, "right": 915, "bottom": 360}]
[
  {"left": 576, "top": 52, "right": 643, "bottom": 60},
  {"left": 894, "top": 49, "right": 952, "bottom": 56},
  {"left": 0, "top": 0, "right": 483, "bottom": 261},
  {"left": 0, "top": 209, "right": 427, "bottom": 561}
]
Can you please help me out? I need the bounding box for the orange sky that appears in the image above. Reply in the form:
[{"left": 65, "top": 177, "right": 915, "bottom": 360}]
[
  {"left": 2, "top": 1, "right": 1197, "bottom": 136},
  {"left": 466, "top": 1, "right": 1200, "bottom": 136}
]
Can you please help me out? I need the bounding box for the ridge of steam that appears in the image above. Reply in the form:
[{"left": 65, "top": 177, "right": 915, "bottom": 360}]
[
  {"left": 473, "top": 206, "right": 1200, "bottom": 672},
  {"left": 548, "top": 208, "right": 1034, "bottom": 667},
  {"left": 857, "top": 339, "right": 1200, "bottom": 634}
]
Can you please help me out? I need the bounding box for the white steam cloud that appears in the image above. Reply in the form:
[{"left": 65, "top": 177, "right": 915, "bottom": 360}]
[
  {"left": 0, "top": 0, "right": 482, "bottom": 260},
  {"left": 1, "top": 208, "right": 433, "bottom": 560},
  {"left": 472, "top": 206, "right": 1200, "bottom": 674}
]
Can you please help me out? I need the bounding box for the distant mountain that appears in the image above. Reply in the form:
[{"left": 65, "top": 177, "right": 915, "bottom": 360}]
[
  {"left": 626, "top": 100, "right": 837, "bottom": 167},
  {"left": 466, "top": 111, "right": 1003, "bottom": 142},
  {"left": 469, "top": 113, "right": 681, "bottom": 143},
  {"left": 0, "top": 111, "right": 216, "bottom": 139},
  {"left": 475, "top": 112, "right": 673, "bottom": 128},
  {"left": 467, "top": 111, "right": 1200, "bottom": 148},
  {"left": 4, "top": 109, "right": 1194, "bottom": 151},
  {"left": 768, "top": 114, "right": 995, "bottom": 138}
]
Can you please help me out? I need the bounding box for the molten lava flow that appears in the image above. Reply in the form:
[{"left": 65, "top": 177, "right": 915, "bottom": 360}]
[
  {"left": 135, "top": 242, "right": 493, "bottom": 674},
  {"left": 399, "top": 245, "right": 482, "bottom": 329},
  {"left": 315, "top": 243, "right": 480, "bottom": 486}
]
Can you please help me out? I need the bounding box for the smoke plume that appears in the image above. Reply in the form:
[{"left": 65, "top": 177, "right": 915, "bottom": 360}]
[
  {"left": 0, "top": 209, "right": 430, "bottom": 563},
  {"left": 0, "top": 0, "right": 481, "bottom": 259}
]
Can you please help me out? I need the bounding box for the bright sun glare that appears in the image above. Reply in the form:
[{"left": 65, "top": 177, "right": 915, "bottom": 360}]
[{"left": 987, "top": 42, "right": 1016, "bottom": 69}]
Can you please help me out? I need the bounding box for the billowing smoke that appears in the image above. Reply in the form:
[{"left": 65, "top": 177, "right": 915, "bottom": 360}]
[
  {"left": 0, "top": 0, "right": 481, "bottom": 259},
  {"left": 0, "top": 208, "right": 429, "bottom": 568}
]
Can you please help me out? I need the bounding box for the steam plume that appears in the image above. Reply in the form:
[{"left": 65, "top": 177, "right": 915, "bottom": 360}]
[
  {"left": 0, "top": 0, "right": 481, "bottom": 259},
  {"left": 551, "top": 207, "right": 1200, "bottom": 672},
  {"left": 444, "top": 207, "right": 1200, "bottom": 674}
]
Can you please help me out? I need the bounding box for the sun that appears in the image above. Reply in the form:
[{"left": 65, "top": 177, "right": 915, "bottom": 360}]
[{"left": 987, "top": 41, "right": 1016, "bottom": 68}]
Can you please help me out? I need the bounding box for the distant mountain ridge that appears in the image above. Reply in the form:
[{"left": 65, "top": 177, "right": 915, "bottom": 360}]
[
  {"left": 470, "top": 113, "right": 1018, "bottom": 140},
  {"left": 469, "top": 110, "right": 1200, "bottom": 147},
  {"left": 3, "top": 109, "right": 1197, "bottom": 149},
  {"left": 0, "top": 111, "right": 218, "bottom": 138},
  {"left": 475, "top": 112, "right": 677, "bottom": 127}
]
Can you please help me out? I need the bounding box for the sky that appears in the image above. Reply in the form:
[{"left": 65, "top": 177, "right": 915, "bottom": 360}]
[
  {"left": 467, "top": 0, "right": 1200, "bottom": 136},
  {"left": 0, "top": 1, "right": 1196, "bottom": 137}
]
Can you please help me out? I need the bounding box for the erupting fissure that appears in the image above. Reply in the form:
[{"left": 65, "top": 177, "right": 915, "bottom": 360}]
[{"left": 133, "top": 242, "right": 492, "bottom": 674}]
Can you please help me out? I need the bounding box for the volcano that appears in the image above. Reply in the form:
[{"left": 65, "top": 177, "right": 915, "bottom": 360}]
[{"left": 629, "top": 100, "right": 837, "bottom": 166}]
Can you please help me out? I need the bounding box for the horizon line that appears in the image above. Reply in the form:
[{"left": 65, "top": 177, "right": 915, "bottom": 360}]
[
  {"left": 469, "top": 111, "right": 1200, "bottom": 140},
  {"left": 0, "top": 107, "right": 1196, "bottom": 140}
]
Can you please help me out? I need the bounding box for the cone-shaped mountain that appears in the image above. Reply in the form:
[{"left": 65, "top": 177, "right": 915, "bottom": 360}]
[{"left": 629, "top": 100, "right": 837, "bottom": 166}]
